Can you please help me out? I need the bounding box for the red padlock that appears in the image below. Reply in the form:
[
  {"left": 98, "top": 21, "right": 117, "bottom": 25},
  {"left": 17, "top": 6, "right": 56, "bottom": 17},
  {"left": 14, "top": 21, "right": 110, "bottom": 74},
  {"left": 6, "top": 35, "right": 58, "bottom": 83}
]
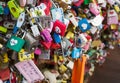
[
  {"left": 53, "top": 20, "right": 66, "bottom": 36},
  {"left": 40, "top": 41, "right": 52, "bottom": 49},
  {"left": 51, "top": 42, "right": 61, "bottom": 49},
  {"left": 73, "top": 0, "right": 84, "bottom": 7},
  {"left": 37, "top": 0, "right": 52, "bottom": 15}
]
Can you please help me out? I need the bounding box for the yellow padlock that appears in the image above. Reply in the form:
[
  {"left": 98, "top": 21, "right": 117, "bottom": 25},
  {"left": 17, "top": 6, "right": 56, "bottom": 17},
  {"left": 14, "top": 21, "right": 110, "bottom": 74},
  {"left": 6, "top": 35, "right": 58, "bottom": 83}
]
[
  {"left": 0, "top": 26, "right": 7, "bottom": 33},
  {"left": 18, "top": 49, "right": 34, "bottom": 61},
  {"left": 110, "top": 24, "right": 117, "bottom": 30},
  {"left": 7, "top": 0, "right": 24, "bottom": 18},
  {"left": 58, "top": 56, "right": 64, "bottom": 62},
  {"left": 114, "top": 5, "right": 120, "bottom": 13},
  {"left": 54, "top": 54, "right": 58, "bottom": 63},
  {"left": 65, "top": 31, "right": 74, "bottom": 39},
  {"left": 3, "top": 53, "right": 9, "bottom": 63},
  {"left": 59, "top": 64, "right": 67, "bottom": 73}
]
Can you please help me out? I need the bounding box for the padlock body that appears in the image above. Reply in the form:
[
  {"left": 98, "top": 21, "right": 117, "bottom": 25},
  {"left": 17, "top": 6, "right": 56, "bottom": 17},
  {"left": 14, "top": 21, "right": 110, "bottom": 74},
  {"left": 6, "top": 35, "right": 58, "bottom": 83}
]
[
  {"left": 7, "top": 0, "right": 24, "bottom": 18},
  {"left": 6, "top": 36, "right": 25, "bottom": 52}
]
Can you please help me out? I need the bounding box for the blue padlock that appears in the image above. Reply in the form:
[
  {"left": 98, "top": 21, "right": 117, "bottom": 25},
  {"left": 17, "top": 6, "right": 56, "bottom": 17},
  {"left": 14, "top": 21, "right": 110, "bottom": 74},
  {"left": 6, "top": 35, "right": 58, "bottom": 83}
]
[
  {"left": 71, "top": 47, "right": 82, "bottom": 59},
  {"left": 4, "top": 6, "right": 10, "bottom": 15},
  {"left": 78, "top": 18, "right": 91, "bottom": 32},
  {"left": 53, "top": 32, "right": 61, "bottom": 43}
]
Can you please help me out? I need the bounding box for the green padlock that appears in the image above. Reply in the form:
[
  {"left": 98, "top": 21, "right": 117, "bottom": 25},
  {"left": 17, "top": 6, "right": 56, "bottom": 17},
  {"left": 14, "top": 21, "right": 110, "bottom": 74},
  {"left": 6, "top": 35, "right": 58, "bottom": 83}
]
[
  {"left": 6, "top": 34, "right": 25, "bottom": 52},
  {"left": 0, "top": 5, "right": 4, "bottom": 14},
  {"left": 0, "top": 26, "right": 7, "bottom": 33},
  {"left": 84, "top": 0, "right": 90, "bottom": 5}
]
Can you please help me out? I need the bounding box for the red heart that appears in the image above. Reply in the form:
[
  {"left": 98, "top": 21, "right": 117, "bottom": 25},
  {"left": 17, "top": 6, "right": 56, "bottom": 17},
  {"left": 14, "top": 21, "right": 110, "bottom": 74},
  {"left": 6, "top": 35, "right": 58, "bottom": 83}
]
[{"left": 109, "top": 11, "right": 114, "bottom": 14}]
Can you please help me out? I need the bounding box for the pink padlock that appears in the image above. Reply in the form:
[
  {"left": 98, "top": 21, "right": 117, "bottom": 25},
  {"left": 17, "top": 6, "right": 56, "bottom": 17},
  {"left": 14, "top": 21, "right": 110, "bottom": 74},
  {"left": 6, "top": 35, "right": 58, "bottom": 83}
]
[
  {"left": 89, "top": 3, "right": 100, "bottom": 16},
  {"left": 19, "top": 0, "right": 26, "bottom": 7},
  {"left": 34, "top": 48, "right": 41, "bottom": 55}
]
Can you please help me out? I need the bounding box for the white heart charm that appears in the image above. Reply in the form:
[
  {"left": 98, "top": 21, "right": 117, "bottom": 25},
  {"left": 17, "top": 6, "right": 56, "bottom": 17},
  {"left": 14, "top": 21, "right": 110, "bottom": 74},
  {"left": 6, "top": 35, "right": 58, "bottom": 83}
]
[
  {"left": 10, "top": 39, "right": 18, "bottom": 46},
  {"left": 81, "top": 23, "right": 87, "bottom": 30}
]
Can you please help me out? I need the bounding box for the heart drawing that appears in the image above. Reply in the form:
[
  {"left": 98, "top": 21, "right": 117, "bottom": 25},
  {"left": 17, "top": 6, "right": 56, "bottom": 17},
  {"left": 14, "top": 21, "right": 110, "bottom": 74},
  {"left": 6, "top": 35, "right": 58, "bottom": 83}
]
[
  {"left": 81, "top": 23, "right": 88, "bottom": 30},
  {"left": 10, "top": 39, "right": 18, "bottom": 46}
]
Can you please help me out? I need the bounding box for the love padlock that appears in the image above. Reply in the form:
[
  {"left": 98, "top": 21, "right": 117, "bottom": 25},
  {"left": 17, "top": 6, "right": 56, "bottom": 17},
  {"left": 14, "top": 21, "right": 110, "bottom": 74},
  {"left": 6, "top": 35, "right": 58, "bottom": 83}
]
[
  {"left": 7, "top": 0, "right": 24, "bottom": 18},
  {"left": 107, "top": 9, "right": 118, "bottom": 25},
  {"left": 6, "top": 31, "right": 26, "bottom": 52},
  {"left": 53, "top": 20, "right": 66, "bottom": 36},
  {"left": 78, "top": 18, "right": 91, "bottom": 32}
]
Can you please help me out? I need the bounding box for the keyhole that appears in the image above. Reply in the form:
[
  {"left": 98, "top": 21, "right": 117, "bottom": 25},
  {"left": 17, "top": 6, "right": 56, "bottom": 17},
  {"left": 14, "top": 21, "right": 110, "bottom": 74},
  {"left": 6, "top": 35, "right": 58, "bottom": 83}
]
[{"left": 11, "top": 7, "right": 16, "bottom": 12}]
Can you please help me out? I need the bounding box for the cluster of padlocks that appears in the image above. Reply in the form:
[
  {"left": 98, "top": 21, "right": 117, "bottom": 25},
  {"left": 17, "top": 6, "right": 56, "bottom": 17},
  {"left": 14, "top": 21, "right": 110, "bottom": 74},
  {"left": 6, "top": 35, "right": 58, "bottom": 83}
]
[{"left": 0, "top": 0, "right": 120, "bottom": 83}]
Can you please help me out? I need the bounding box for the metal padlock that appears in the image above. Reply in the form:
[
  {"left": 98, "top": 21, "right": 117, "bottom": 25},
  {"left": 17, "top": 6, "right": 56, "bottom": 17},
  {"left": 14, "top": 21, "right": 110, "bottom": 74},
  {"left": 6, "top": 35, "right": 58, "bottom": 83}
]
[
  {"left": 61, "top": 37, "right": 72, "bottom": 50},
  {"left": 37, "top": 16, "right": 52, "bottom": 29},
  {"left": 24, "top": 31, "right": 38, "bottom": 52},
  {"left": 30, "top": 21, "right": 40, "bottom": 38},
  {"left": 6, "top": 31, "right": 26, "bottom": 52},
  {"left": 7, "top": 0, "right": 24, "bottom": 18},
  {"left": 39, "top": 49, "right": 50, "bottom": 60},
  {"left": 3, "top": 21, "right": 15, "bottom": 29}
]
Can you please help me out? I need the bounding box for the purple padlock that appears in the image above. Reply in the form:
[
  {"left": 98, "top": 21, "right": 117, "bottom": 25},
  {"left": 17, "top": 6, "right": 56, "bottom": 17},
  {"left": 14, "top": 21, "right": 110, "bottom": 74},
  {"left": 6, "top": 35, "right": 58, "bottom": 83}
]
[{"left": 34, "top": 48, "right": 41, "bottom": 55}]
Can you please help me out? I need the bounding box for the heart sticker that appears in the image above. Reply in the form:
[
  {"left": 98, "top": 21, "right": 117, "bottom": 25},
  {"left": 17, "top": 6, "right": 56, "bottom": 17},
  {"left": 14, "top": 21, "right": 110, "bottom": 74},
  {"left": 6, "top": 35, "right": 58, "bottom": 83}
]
[
  {"left": 109, "top": 11, "right": 114, "bottom": 15},
  {"left": 55, "top": 26, "right": 61, "bottom": 33},
  {"left": 81, "top": 23, "right": 87, "bottom": 30},
  {"left": 10, "top": 38, "right": 18, "bottom": 46}
]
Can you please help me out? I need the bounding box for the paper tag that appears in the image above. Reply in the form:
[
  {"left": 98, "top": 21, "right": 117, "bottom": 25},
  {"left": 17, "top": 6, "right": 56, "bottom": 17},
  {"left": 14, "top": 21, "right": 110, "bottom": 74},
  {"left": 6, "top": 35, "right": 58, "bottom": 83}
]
[
  {"left": 30, "top": 25, "right": 40, "bottom": 37},
  {"left": 15, "top": 60, "right": 44, "bottom": 83}
]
